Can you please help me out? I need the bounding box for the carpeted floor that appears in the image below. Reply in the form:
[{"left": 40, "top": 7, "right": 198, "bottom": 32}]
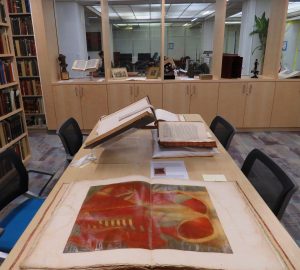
[{"left": 6, "top": 131, "right": 300, "bottom": 247}]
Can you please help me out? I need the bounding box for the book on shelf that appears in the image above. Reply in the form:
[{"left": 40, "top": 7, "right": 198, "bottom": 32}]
[
  {"left": 0, "top": 87, "right": 20, "bottom": 116},
  {"left": 84, "top": 96, "right": 155, "bottom": 148},
  {"left": 0, "top": 28, "right": 11, "bottom": 54},
  {"left": 0, "top": 2, "right": 6, "bottom": 23},
  {"left": 157, "top": 121, "right": 217, "bottom": 148},
  {"left": 0, "top": 59, "right": 14, "bottom": 84},
  {"left": 10, "top": 16, "right": 33, "bottom": 35},
  {"left": 72, "top": 59, "right": 100, "bottom": 71},
  {"left": 7, "top": 0, "right": 31, "bottom": 14}
]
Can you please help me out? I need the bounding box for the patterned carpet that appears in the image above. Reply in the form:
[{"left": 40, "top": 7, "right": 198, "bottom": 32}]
[{"left": 7, "top": 131, "right": 300, "bottom": 247}]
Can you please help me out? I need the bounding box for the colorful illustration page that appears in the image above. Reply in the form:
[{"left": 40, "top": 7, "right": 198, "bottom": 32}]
[{"left": 64, "top": 181, "right": 231, "bottom": 254}]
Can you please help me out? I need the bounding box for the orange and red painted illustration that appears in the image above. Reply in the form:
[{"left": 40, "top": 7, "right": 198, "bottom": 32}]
[{"left": 64, "top": 181, "right": 232, "bottom": 253}]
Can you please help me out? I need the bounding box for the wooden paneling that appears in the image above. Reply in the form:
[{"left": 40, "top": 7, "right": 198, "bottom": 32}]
[
  {"left": 190, "top": 83, "right": 219, "bottom": 124},
  {"left": 218, "top": 82, "right": 247, "bottom": 128},
  {"left": 81, "top": 85, "right": 108, "bottom": 129},
  {"left": 270, "top": 82, "right": 300, "bottom": 127},
  {"left": 53, "top": 85, "right": 83, "bottom": 128},
  {"left": 243, "top": 82, "right": 275, "bottom": 127},
  {"left": 135, "top": 83, "right": 163, "bottom": 108},
  {"left": 163, "top": 83, "right": 190, "bottom": 114},
  {"left": 107, "top": 84, "right": 134, "bottom": 113}
]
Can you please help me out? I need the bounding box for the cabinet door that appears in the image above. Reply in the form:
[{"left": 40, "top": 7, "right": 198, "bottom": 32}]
[
  {"left": 218, "top": 82, "right": 247, "bottom": 128},
  {"left": 135, "top": 83, "right": 163, "bottom": 108},
  {"left": 190, "top": 83, "right": 219, "bottom": 124},
  {"left": 270, "top": 82, "right": 300, "bottom": 127},
  {"left": 80, "top": 85, "right": 108, "bottom": 130},
  {"left": 53, "top": 85, "right": 83, "bottom": 128},
  {"left": 107, "top": 84, "right": 134, "bottom": 113},
  {"left": 243, "top": 82, "right": 275, "bottom": 128},
  {"left": 163, "top": 83, "right": 190, "bottom": 114}
]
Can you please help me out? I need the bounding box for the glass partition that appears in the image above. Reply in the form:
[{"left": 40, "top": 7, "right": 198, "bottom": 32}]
[
  {"left": 164, "top": 1, "right": 215, "bottom": 79},
  {"left": 55, "top": 1, "right": 103, "bottom": 78},
  {"left": 108, "top": 0, "right": 161, "bottom": 79},
  {"left": 280, "top": 1, "right": 300, "bottom": 76}
]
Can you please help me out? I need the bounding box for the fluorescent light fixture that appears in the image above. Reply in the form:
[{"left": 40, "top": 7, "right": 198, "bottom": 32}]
[{"left": 191, "top": 17, "right": 198, "bottom": 22}]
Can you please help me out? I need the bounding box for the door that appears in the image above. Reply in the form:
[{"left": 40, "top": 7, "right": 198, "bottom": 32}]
[
  {"left": 218, "top": 82, "right": 247, "bottom": 128},
  {"left": 107, "top": 84, "right": 134, "bottom": 113},
  {"left": 80, "top": 84, "right": 108, "bottom": 130},
  {"left": 243, "top": 82, "right": 275, "bottom": 128},
  {"left": 270, "top": 82, "right": 300, "bottom": 127},
  {"left": 190, "top": 82, "right": 219, "bottom": 124},
  {"left": 53, "top": 84, "right": 83, "bottom": 128},
  {"left": 134, "top": 83, "right": 163, "bottom": 108},
  {"left": 163, "top": 83, "right": 190, "bottom": 114}
]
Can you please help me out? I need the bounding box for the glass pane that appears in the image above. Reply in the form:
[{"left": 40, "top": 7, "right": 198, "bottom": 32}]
[
  {"left": 164, "top": 1, "right": 215, "bottom": 79},
  {"left": 109, "top": 1, "right": 161, "bottom": 79},
  {"left": 280, "top": 1, "right": 300, "bottom": 77},
  {"left": 55, "top": 1, "right": 104, "bottom": 78}
]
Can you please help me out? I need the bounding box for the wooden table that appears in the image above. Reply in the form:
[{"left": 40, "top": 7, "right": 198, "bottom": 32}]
[{"left": 2, "top": 115, "right": 300, "bottom": 269}]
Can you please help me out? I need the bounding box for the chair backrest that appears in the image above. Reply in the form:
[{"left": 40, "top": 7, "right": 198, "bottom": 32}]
[
  {"left": 241, "top": 148, "right": 298, "bottom": 219},
  {"left": 0, "top": 149, "right": 28, "bottom": 211},
  {"left": 57, "top": 117, "right": 83, "bottom": 157},
  {"left": 210, "top": 115, "right": 236, "bottom": 149}
]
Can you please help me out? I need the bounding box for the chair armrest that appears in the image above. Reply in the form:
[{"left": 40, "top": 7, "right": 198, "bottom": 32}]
[{"left": 24, "top": 191, "right": 40, "bottom": 199}]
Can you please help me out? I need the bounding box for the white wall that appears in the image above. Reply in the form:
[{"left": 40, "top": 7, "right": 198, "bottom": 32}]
[
  {"left": 282, "top": 21, "right": 300, "bottom": 71},
  {"left": 55, "top": 2, "right": 88, "bottom": 78}
]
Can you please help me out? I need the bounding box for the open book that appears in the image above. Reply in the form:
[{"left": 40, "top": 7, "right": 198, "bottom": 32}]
[
  {"left": 72, "top": 59, "right": 100, "bottom": 71},
  {"left": 20, "top": 177, "right": 286, "bottom": 270},
  {"left": 158, "top": 121, "right": 217, "bottom": 148},
  {"left": 84, "top": 97, "right": 186, "bottom": 148}
]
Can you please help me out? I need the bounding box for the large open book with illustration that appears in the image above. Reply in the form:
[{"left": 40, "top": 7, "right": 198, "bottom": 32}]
[
  {"left": 21, "top": 177, "right": 286, "bottom": 270},
  {"left": 72, "top": 59, "right": 100, "bottom": 71},
  {"left": 158, "top": 121, "right": 217, "bottom": 148}
]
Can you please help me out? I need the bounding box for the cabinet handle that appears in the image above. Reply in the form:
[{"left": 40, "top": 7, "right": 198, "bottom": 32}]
[{"left": 249, "top": 84, "right": 252, "bottom": 94}]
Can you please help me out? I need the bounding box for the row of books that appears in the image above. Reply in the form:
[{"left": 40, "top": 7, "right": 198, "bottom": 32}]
[
  {"left": 0, "top": 86, "right": 20, "bottom": 116},
  {"left": 14, "top": 38, "right": 35, "bottom": 56},
  {"left": 7, "top": 0, "right": 30, "bottom": 14},
  {"left": 23, "top": 97, "right": 44, "bottom": 114},
  {"left": 17, "top": 59, "right": 38, "bottom": 76},
  {"left": 0, "top": 59, "right": 14, "bottom": 84},
  {"left": 0, "top": 3, "right": 6, "bottom": 23},
  {"left": 0, "top": 112, "right": 24, "bottom": 147},
  {"left": 10, "top": 16, "right": 33, "bottom": 35},
  {"left": 0, "top": 28, "right": 10, "bottom": 54},
  {"left": 20, "top": 78, "right": 41, "bottom": 95},
  {"left": 26, "top": 115, "right": 46, "bottom": 127}
]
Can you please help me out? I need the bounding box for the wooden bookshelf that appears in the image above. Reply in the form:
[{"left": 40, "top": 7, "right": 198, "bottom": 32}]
[
  {"left": 0, "top": 0, "right": 30, "bottom": 161},
  {"left": 7, "top": 0, "right": 46, "bottom": 130}
]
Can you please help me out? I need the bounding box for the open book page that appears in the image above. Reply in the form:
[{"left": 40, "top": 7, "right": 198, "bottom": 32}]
[
  {"left": 86, "top": 59, "right": 100, "bottom": 70},
  {"left": 72, "top": 60, "right": 86, "bottom": 70},
  {"left": 21, "top": 177, "right": 286, "bottom": 270},
  {"left": 96, "top": 97, "right": 153, "bottom": 136},
  {"left": 158, "top": 121, "right": 210, "bottom": 142}
]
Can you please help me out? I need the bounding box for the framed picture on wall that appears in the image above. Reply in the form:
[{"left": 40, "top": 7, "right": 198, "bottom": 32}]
[
  {"left": 146, "top": 67, "right": 160, "bottom": 79},
  {"left": 111, "top": 68, "right": 128, "bottom": 79}
]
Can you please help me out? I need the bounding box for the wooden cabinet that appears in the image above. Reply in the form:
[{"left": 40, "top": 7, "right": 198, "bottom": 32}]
[
  {"left": 270, "top": 82, "right": 300, "bottom": 127},
  {"left": 163, "top": 82, "right": 219, "bottom": 123},
  {"left": 218, "top": 82, "right": 275, "bottom": 128},
  {"left": 243, "top": 82, "right": 275, "bottom": 127},
  {"left": 190, "top": 83, "right": 219, "bottom": 124},
  {"left": 53, "top": 84, "right": 108, "bottom": 129},
  {"left": 108, "top": 83, "right": 162, "bottom": 113}
]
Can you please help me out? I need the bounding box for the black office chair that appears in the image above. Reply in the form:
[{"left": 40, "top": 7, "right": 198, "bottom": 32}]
[
  {"left": 57, "top": 117, "right": 83, "bottom": 162},
  {"left": 210, "top": 115, "right": 236, "bottom": 150},
  {"left": 0, "top": 149, "right": 54, "bottom": 257},
  {"left": 241, "top": 149, "right": 298, "bottom": 219}
]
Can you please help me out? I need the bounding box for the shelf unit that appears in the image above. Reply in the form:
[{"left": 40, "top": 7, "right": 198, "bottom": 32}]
[
  {"left": 7, "top": 0, "right": 46, "bottom": 130},
  {"left": 0, "top": 0, "right": 30, "bottom": 162}
]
